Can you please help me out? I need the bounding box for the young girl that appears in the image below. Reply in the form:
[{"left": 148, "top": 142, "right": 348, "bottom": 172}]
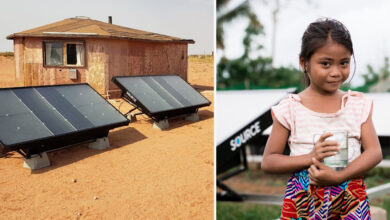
[{"left": 261, "top": 18, "right": 382, "bottom": 219}]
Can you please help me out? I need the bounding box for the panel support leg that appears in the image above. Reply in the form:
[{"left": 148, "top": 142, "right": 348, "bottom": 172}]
[
  {"left": 153, "top": 119, "right": 169, "bottom": 130},
  {"left": 217, "top": 179, "right": 244, "bottom": 201},
  {"left": 23, "top": 152, "right": 51, "bottom": 170},
  {"left": 88, "top": 137, "right": 110, "bottom": 150},
  {"left": 185, "top": 113, "right": 199, "bottom": 122}
]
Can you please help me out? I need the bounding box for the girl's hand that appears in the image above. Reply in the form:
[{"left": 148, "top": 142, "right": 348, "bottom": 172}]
[
  {"left": 310, "top": 132, "right": 339, "bottom": 162},
  {"left": 308, "top": 158, "right": 343, "bottom": 186}
]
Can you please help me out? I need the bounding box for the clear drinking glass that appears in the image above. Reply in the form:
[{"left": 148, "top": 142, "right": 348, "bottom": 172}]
[{"left": 313, "top": 131, "right": 348, "bottom": 171}]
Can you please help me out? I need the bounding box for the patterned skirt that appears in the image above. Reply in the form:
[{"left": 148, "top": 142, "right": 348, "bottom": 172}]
[{"left": 281, "top": 170, "right": 371, "bottom": 220}]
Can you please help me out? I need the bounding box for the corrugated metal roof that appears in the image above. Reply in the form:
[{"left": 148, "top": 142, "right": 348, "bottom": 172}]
[{"left": 6, "top": 17, "right": 194, "bottom": 44}]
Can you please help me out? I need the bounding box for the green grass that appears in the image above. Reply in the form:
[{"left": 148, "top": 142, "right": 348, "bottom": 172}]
[
  {"left": 365, "top": 174, "right": 389, "bottom": 189},
  {"left": 265, "top": 178, "right": 286, "bottom": 187},
  {"left": 217, "top": 200, "right": 390, "bottom": 219},
  {"left": 383, "top": 198, "right": 390, "bottom": 219},
  {"left": 217, "top": 202, "right": 281, "bottom": 220},
  {"left": 364, "top": 167, "right": 390, "bottom": 188},
  {"left": 245, "top": 169, "right": 259, "bottom": 182}
]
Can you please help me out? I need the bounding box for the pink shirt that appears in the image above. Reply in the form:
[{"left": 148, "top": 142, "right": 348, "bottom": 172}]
[{"left": 271, "top": 90, "right": 373, "bottom": 162}]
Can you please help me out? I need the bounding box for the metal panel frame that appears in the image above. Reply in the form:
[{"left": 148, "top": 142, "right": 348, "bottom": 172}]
[
  {"left": 216, "top": 89, "right": 297, "bottom": 202},
  {"left": 216, "top": 109, "right": 273, "bottom": 201},
  {"left": 112, "top": 74, "right": 211, "bottom": 122},
  {"left": 0, "top": 83, "right": 129, "bottom": 158}
]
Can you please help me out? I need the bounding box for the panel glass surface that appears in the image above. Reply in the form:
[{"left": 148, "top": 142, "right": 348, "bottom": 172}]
[
  {"left": 115, "top": 75, "right": 210, "bottom": 113},
  {"left": 160, "top": 75, "right": 210, "bottom": 106},
  {"left": 117, "top": 77, "right": 173, "bottom": 112},
  {"left": 0, "top": 108, "right": 53, "bottom": 146},
  {"left": 36, "top": 87, "right": 94, "bottom": 130},
  {"left": 0, "top": 84, "right": 127, "bottom": 147},
  {"left": 0, "top": 90, "right": 30, "bottom": 115},
  {"left": 0, "top": 90, "right": 53, "bottom": 145},
  {"left": 56, "top": 85, "right": 105, "bottom": 107},
  {"left": 77, "top": 102, "right": 126, "bottom": 127},
  {"left": 56, "top": 84, "right": 127, "bottom": 127},
  {"left": 13, "top": 88, "right": 76, "bottom": 135}
]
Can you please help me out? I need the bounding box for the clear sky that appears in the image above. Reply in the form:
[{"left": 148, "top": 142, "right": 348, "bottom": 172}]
[
  {"left": 220, "top": 0, "right": 390, "bottom": 86},
  {"left": 0, "top": 0, "right": 214, "bottom": 55}
]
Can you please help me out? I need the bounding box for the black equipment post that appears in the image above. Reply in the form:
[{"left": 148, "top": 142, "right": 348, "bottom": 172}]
[{"left": 216, "top": 89, "right": 297, "bottom": 202}]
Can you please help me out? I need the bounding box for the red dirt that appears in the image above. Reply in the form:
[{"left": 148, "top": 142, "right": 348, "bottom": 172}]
[{"left": 0, "top": 55, "right": 214, "bottom": 219}]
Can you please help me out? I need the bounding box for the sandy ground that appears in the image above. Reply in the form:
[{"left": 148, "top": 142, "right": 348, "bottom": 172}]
[
  {"left": 217, "top": 163, "right": 289, "bottom": 196},
  {"left": 0, "top": 55, "right": 214, "bottom": 219}
]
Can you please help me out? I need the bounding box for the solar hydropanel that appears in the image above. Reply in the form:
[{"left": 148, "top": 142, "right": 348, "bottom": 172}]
[
  {"left": 112, "top": 75, "right": 211, "bottom": 121},
  {"left": 216, "top": 89, "right": 296, "bottom": 175},
  {"left": 0, "top": 84, "right": 129, "bottom": 157}
]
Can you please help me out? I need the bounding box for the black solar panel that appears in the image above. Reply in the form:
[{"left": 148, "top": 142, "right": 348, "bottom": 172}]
[
  {"left": 112, "top": 75, "right": 211, "bottom": 121},
  {"left": 0, "top": 84, "right": 129, "bottom": 157}
]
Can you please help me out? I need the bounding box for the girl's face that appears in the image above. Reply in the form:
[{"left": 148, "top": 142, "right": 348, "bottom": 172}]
[{"left": 301, "top": 39, "right": 351, "bottom": 94}]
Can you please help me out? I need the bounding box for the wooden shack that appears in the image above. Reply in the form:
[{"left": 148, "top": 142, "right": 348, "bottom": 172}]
[{"left": 7, "top": 16, "right": 194, "bottom": 96}]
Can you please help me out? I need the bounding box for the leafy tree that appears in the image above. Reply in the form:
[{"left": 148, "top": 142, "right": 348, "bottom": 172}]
[
  {"left": 217, "top": 0, "right": 304, "bottom": 90},
  {"left": 217, "top": 0, "right": 257, "bottom": 50},
  {"left": 352, "top": 57, "right": 389, "bottom": 92}
]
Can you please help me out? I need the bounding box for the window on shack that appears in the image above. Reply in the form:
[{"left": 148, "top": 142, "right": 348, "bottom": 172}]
[{"left": 44, "top": 41, "right": 85, "bottom": 67}]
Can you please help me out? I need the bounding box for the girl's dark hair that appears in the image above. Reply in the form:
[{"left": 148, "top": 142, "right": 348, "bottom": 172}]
[{"left": 300, "top": 18, "right": 355, "bottom": 86}]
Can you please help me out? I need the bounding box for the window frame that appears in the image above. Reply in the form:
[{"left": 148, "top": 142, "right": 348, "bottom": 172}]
[{"left": 43, "top": 40, "right": 86, "bottom": 68}]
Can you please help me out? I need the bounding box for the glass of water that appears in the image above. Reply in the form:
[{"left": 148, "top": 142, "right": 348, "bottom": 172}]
[{"left": 313, "top": 131, "right": 348, "bottom": 171}]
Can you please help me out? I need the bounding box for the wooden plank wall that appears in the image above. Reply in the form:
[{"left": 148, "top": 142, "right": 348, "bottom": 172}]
[
  {"left": 86, "top": 39, "right": 108, "bottom": 94},
  {"left": 23, "top": 38, "right": 42, "bottom": 86},
  {"left": 106, "top": 39, "right": 129, "bottom": 95},
  {"left": 107, "top": 39, "right": 188, "bottom": 93},
  {"left": 13, "top": 38, "right": 24, "bottom": 82},
  {"left": 22, "top": 38, "right": 87, "bottom": 87},
  {"left": 15, "top": 37, "right": 188, "bottom": 96}
]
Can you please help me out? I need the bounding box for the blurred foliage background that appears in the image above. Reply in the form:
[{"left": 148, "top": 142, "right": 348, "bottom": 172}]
[{"left": 216, "top": 0, "right": 390, "bottom": 92}]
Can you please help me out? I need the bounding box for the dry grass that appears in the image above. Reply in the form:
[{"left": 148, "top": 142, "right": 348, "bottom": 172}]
[
  {"left": 189, "top": 54, "right": 214, "bottom": 63},
  {"left": 0, "top": 52, "right": 14, "bottom": 59}
]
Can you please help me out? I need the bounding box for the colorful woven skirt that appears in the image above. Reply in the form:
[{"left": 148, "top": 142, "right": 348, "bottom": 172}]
[{"left": 281, "top": 170, "right": 371, "bottom": 220}]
